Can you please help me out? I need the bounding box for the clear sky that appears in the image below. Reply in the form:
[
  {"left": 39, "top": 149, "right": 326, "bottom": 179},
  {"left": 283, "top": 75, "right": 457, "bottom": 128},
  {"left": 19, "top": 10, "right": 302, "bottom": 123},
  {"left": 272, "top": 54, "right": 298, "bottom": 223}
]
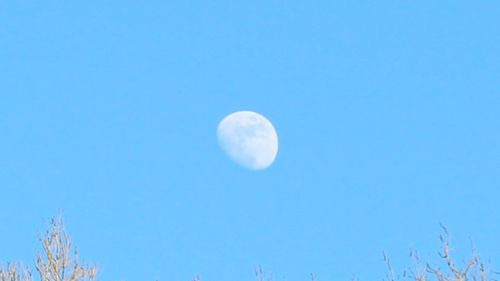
[{"left": 1, "top": 1, "right": 499, "bottom": 281}]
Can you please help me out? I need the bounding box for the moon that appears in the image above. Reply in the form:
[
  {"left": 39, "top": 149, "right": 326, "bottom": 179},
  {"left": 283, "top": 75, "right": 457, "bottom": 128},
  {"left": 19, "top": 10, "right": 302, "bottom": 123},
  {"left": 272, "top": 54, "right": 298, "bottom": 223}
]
[{"left": 217, "top": 111, "right": 279, "bottom": 170}]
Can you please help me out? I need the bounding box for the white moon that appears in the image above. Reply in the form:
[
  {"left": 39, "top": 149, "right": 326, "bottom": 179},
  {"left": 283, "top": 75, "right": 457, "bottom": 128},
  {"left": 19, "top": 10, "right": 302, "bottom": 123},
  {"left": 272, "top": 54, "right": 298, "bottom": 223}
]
[{"left": 217, "top": 111, "right": 279, "bottom": 170}]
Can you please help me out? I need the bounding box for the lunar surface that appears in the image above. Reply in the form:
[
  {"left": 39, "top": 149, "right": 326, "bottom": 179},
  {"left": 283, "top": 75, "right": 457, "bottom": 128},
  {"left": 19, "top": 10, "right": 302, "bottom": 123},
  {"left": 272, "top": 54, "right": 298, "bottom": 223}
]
[{"left": 217, "top": 111, "right": 278, "bottom": 170}]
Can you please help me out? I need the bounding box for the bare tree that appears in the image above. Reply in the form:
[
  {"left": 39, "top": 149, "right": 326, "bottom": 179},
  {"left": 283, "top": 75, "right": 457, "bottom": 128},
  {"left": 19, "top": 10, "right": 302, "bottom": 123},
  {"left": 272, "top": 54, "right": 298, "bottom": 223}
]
[
  {"left": 424, "top": 225, "right": 491, "bottom": 281},
  {"left": 0, "top": 217, "right": 97, "bottom": 281},
  {"left": 0, "top": 264, "right": 31, "bottom": 281},
  {"left": 1, "top": 218, "right": 497, "bottom": 281},
  {"left": 35, "top": 217, "right": 97, "bottom": 281},
  {"left": 384, "top": 225, "right": 496, "bottom": 281}
]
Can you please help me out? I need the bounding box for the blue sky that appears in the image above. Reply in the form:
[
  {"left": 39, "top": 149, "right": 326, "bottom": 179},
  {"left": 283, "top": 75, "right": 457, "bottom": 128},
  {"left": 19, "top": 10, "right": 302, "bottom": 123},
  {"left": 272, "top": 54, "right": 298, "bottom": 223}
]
[{"left": 1, "top": 1, "right": 499, "bottom": 281}]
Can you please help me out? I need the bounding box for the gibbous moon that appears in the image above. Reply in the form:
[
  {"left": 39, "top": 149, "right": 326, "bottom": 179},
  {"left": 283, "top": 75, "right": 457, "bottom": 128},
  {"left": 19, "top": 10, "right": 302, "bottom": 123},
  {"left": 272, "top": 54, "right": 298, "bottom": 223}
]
[{"left": 217, "top": 111, "right": 279, "bottom": 170}]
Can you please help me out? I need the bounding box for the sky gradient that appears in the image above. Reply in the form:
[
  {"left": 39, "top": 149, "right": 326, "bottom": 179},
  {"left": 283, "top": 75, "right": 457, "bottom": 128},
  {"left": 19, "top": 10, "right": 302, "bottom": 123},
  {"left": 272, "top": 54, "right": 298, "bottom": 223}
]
[{"left": 1, "top": 1, "right": 500, "bottom": 281}]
